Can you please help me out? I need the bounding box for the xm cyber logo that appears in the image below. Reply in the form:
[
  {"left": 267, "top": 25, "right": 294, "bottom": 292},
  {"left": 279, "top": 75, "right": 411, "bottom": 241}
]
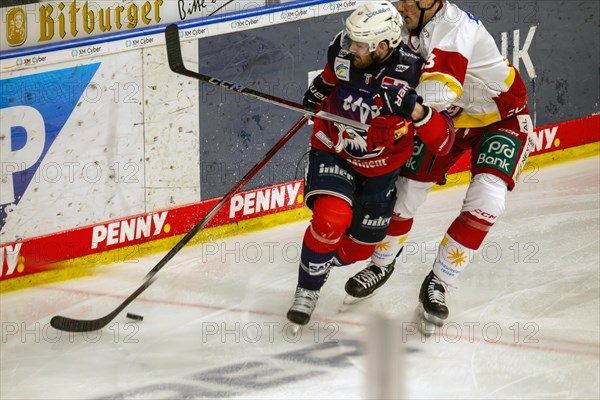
[
  {"left": 475, "top": 132, "right": 521, "bottom": 175},
  {"left": 0, "top": 63, "right": 100, "bottom": 229}
]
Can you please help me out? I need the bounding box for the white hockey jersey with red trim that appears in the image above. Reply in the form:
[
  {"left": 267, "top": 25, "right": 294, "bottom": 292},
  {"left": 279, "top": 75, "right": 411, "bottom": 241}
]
[{"left": 404, "top": 1, "right": 528, "bottom": 129}]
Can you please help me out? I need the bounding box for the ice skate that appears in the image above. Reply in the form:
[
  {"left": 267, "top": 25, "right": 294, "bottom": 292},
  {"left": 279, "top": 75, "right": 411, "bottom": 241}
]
[
  {"left": 414, "top": 303, "right": 437, "bottom": 337},
  {"left": 343, "top": 260, "right": 395, "bottom": 304},
  {"left": 416, "top": 270, "right": 449, "bottom": 335},
  {"left": 287, "top": 286, "right": 320, "bottom": 326}
]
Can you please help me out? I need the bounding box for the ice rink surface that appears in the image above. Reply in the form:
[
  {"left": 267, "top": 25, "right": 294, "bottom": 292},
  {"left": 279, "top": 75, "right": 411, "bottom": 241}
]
[{"left": 2, "top": 156, "right": 599, "bottom": 399}]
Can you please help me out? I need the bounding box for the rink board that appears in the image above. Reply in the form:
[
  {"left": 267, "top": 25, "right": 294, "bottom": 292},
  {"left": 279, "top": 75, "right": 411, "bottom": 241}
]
[
  {"left": 1, "top": 0, "right": 599, "bottom": 288},
  {"left": 1, "top": 115, "right": 598, "bottom": 290}
]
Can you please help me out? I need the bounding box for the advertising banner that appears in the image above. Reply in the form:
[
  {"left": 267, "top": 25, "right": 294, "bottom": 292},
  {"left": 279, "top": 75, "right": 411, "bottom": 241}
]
[
  {"left": 0, "top": 0, "right": 597, "bottom": 287},
  {"left": 1, "top": 52, "right": 146, "bottom": 243},
  {"left": 1, "top": 0, "right": 271, "bottom": 51},
  {"left": 0, "top": 179, "right": 304, "bottom": 282}
]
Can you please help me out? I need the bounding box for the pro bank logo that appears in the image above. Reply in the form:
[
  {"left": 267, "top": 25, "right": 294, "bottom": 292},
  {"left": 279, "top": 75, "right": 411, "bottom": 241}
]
[
  {"left": 0, "top": 63, "right": 100, "bottom": 230},
  {"left": 6, "top": 7, "right": 27, "bottom": 47},
  {"left": 475, "top": 132, "right": 521, "bottom": 175},
  {"left": 403, "top": 137, "right": 426, "bottom": 174}
]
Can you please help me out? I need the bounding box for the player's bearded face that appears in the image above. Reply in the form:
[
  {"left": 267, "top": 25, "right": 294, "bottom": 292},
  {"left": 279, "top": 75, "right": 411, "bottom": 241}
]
[{"left": 348, "top": 40, "right": 375, "bottom": 69}]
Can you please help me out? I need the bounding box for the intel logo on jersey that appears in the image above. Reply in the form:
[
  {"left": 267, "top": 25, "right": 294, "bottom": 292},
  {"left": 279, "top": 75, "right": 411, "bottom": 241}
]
[{"left": 0, "top": 63, "right": 100, "bottom": 230}]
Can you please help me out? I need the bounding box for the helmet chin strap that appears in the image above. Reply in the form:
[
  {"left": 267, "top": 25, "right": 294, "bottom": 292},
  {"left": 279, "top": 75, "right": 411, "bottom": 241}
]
[{"left": 415, "top": 0, "right": 440, "bottom": 33}]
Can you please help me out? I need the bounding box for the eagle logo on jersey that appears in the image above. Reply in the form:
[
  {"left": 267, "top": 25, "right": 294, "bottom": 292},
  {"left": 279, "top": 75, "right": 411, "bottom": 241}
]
[{"left": 333, "top": 122, "right": 383, "bottom": 159}]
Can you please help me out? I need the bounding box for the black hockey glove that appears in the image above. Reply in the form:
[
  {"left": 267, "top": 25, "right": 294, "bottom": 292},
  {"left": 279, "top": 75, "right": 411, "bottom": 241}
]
[
  {"left": 303, "top": 74, "right": 333, "bottom": 112},
  {"left": 375, "top": 85, "right": 423, "bottom": 119}
]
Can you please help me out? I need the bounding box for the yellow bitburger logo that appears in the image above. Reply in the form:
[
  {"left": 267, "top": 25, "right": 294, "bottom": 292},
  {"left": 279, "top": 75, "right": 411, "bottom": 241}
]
[{"left": 6, "top": 7, "right": 27, "bottom": 47}]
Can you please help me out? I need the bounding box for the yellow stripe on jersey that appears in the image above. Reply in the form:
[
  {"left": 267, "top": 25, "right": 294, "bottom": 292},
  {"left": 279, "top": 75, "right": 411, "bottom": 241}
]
[
  {"left": 504, "top": 65, "right": 516, "bottom": 89},
  {"left": 420, "top": 72, "right": 463, "bottom": 99},
  {"left": 453, "top": 110, "right": 501, "bottom": 128}
]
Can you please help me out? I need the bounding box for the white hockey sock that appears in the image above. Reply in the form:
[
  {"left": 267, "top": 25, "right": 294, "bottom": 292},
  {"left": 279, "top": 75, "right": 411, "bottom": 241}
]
[
  {"left": 432, "top": 233, "right": 475, "bottom": 285},
  {"left": 372, "top": 233, "right": 409, "bottom": 267}
]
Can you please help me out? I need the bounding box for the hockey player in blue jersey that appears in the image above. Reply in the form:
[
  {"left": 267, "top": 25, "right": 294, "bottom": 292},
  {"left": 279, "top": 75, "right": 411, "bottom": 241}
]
[{"left": 287, "top": 1, "right": 455, "bottom": 325}]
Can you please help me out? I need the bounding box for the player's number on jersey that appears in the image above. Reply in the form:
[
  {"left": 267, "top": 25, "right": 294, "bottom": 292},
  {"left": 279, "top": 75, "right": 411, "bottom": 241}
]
[{"left": 424, "top": 53, "right": 436, "bottom": 70}]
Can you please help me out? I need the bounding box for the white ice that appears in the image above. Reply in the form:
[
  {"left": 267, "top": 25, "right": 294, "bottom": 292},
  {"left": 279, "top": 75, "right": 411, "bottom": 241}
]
[{"left": 1, "top": 156, "right": 599, "bottom": 399}]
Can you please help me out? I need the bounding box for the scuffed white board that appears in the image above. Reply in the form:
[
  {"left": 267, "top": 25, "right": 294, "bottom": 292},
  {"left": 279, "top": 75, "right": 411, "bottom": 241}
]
[{"left": 143, "top": 39, "right": 201, "bottom": 211}]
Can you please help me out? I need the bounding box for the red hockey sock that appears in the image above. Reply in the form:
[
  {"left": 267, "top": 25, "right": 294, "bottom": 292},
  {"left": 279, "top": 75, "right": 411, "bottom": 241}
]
[
  {"left": 446, "top": 212, "right": 493, "bottom": 250},
  {"left": 388, "top": 217, "right": 413, "bottom": 236},
  {"left": 336, "top": 235, "right": 376, "bottom": 265}
]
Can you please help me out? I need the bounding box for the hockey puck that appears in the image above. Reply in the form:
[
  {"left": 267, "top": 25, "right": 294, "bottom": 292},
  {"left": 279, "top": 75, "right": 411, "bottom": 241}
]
[{"left": 126, "top": 313, "right": 144, "bottom": 321}]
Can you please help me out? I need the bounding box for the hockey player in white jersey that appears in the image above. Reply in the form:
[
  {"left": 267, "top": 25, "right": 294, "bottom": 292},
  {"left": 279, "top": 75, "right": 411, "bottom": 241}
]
[{"left": 344, "top": 0, "right": 535, "bottom": 335}]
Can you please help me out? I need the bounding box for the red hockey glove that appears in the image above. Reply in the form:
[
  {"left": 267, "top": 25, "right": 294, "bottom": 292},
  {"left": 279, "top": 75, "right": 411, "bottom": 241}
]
[
  {"left": 375, "top": 85, "right": 423, "bottom": 119},
  {"left": 367, "top": 115, "right": 411, "bottom": 152},
  {"left": 414, "top": 107, "right": 456, "bottom": 156}
]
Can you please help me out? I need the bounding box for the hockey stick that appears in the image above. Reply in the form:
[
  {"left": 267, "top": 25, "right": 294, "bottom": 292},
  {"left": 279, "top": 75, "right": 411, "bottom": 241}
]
[
  {"left": 50, "top": 115, "right": 309, "bottom": 332},
  {"left": 164, "top": 24, "right": 369, "bottom": 132}
]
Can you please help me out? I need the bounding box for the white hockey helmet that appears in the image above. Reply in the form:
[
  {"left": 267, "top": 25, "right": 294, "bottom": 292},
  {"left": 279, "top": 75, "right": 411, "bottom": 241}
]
[{"left": 344, "top": 1, "right": 403, "bottom": 52}]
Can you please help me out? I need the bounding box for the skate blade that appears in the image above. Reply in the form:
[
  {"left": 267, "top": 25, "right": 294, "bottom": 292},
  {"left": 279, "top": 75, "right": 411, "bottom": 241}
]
[
  {"left": 338, "top": 294, "right": 374, "bottom": 313},
  {"left": 342, "top": 292, "right": 376, "bottom": 305},
  {"left": 414, "top": 304, "right": 443, "bottom": 337},
  {"left": 418, "top": 318, "right": 436, "bottom": 337},
  {"left": 416, "top": 303, "right": 445, "bottom": 326},
  {"left": 288, "top": 323, "right": 301, "bottom": 336}
]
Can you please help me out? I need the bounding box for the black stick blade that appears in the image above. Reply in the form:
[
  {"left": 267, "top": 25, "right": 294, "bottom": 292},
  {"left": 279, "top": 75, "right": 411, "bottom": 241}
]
[
  {"left": 165, "top": 24, "right": 185, "bottom": 73},
  {"left": 50, "top": 277, "right": 156, "bottom": 332},
  {"left": 50, "top": 315, "right": 112, "bottom": 332}
]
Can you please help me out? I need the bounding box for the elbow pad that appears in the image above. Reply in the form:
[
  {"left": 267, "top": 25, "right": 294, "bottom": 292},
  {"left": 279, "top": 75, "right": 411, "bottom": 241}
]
[{"left": 414, "top": 107, "right": 455, "bottom": 155}]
